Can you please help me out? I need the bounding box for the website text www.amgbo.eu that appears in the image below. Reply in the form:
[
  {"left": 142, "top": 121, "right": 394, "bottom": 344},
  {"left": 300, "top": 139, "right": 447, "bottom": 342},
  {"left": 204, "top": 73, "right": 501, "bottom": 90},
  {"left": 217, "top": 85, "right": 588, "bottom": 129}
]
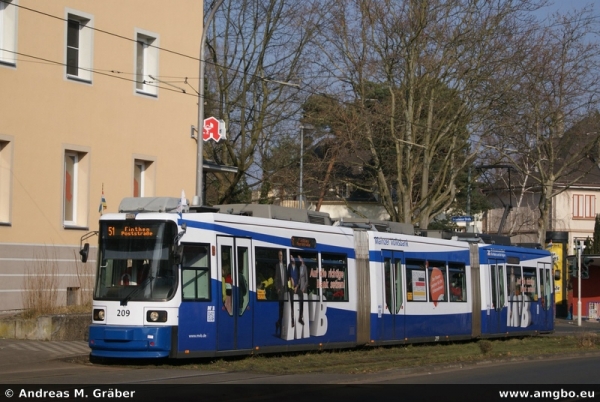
[{"left": 499, "top": 389, "right": 595, "bottom": 400}]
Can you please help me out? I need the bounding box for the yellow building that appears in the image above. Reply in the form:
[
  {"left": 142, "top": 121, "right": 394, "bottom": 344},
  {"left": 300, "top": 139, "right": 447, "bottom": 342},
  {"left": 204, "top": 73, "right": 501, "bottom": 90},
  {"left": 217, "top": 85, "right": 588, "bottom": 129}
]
[{"left": 0, "top": 1, "right": 203, "bottom": 310}]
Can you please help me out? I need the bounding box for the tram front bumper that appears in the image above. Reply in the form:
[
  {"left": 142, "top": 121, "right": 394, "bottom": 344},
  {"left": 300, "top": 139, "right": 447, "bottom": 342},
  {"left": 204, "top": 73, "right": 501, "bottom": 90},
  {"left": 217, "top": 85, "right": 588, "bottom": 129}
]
[{"left": 89, "top": 324, "right": 172, "bottom": 358}]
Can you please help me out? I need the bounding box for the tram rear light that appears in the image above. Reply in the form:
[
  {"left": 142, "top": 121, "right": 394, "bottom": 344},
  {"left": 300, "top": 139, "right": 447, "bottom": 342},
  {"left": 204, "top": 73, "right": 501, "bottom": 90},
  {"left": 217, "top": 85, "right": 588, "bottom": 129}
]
[
  {"left": 146, "top": 310, "right": 167, "bottom": 322},
  {"left": 93, "top": 309, "right": 105, "bottom": 321}
]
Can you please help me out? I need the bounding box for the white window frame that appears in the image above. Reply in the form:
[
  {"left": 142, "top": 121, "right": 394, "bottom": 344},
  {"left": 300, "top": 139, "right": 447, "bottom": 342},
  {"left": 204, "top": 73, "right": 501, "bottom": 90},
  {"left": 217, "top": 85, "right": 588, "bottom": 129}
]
[
  {"left": 65, "top": 9, "right": 93, "bottom": 82},
  {"left": 585, "top": 195, "right": 596, "bottom": 218},
  {"left": 63, "top": 147, "right": 90, "bottom": 228},
  {"left": 573, "top": 194, "right": 596, "bottom": 219},
  {"left": 134, "top": 160, "right": 145, "bottom": 197},
  {"left": 133, "top": 157, "right": 155, "bottom": 197},
  {"left": 0, "top": 0, "right": 18, "bottom": 66},
  {"left": 0, "top": 135, "right": 14, "bottom": 224},
  {"left": 134, "top": 29, "right": 159, "bottom": 96},
  {"left": 64, "top": 151, "right": 79, "bottom": 225}
]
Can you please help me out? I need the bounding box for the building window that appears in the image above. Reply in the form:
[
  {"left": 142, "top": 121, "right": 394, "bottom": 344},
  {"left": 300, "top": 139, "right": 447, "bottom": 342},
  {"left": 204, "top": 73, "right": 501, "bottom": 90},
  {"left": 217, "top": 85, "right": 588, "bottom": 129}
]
[
  {"left": 0, "top": 137, "right": 13, "bottom": 223},
  {"left": 133, "top": 158, "right": 154, "bottom": 197},
  {"left": 66, "top": 10, "right": 93, "bottom": 81},
  {"left": 135, "top": 30, "right": 158, "bottom": 96},
  {"left": 573, "top": 194, "right": 596, "bottom": 219},
  {"left": 63, "top": 149, "right": 89, "bottom": 227},
  {"left": 0, "top": 0, "right": 17, "bottom": 66}
]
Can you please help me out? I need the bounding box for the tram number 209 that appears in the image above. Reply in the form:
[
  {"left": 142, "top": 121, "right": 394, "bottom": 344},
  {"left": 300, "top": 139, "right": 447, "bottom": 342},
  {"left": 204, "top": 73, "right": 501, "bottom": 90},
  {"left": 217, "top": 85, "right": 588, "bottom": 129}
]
[{"left": 117, "top": 309, "right": 130, "bottom": 317}]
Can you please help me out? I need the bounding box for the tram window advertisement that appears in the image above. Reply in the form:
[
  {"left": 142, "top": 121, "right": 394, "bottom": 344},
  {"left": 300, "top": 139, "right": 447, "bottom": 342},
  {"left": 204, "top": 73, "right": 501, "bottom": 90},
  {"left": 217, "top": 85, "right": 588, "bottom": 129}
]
[
  {"left": 427, "top": 261, "right": 448, "bottom": 305},
  {"left": 254, "top": 247, "right": 287, "bottom": 301},
  {"left": 253, "top": 248, "right": 348, "bottom": 302},
  {"left": 406, "top": 260, "right": 427, "bottom": 301},
  {"left": 506, "top": 265, "right": 535, "bottom": 328},
  {"left": 319, "top": 253, "right": 348, "bottom": 301}
]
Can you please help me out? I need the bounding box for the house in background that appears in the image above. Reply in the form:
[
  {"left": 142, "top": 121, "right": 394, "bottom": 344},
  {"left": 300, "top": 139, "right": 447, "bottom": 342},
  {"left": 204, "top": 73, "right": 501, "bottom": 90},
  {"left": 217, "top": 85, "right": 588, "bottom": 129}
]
[
  {"left": 0, "top": 1, "right": 203, "bottom": 311},
  {"left": 482, "top": 150, "right": 600, "bottom": 249},
  {"left": 480, "top": 125, "right": 600, "bottom": 318}
]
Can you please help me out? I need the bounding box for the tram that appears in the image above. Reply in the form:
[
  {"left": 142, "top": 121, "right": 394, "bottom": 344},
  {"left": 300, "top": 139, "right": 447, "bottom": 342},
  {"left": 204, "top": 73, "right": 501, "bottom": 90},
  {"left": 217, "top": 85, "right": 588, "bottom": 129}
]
[{"left": 80, "top": 196, "right": 554, "bottom": 359}]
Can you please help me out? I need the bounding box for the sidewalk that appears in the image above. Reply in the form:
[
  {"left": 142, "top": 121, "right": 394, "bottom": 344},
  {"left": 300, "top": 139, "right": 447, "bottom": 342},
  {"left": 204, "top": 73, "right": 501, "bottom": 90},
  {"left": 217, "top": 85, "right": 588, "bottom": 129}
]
[{"left": 553, "top": 316, "right": 600, "bottom": 334}]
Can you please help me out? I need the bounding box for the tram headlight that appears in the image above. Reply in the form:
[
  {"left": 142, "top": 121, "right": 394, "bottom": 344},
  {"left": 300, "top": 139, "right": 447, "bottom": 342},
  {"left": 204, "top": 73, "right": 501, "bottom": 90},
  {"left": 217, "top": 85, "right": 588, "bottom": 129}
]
[
  {"left": 147, "top": 310, "right": 167, "bottom": 322},
  {"left": 93, "top": 309, "right": 105, "bottom": 321}
]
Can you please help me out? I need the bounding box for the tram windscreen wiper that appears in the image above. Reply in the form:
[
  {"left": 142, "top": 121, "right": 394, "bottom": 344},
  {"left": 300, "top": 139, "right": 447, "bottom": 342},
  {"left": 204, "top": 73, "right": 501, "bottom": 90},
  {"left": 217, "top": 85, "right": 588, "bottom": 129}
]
[{"left": 120, "top": 276, "right": 154, "bottom": 306}]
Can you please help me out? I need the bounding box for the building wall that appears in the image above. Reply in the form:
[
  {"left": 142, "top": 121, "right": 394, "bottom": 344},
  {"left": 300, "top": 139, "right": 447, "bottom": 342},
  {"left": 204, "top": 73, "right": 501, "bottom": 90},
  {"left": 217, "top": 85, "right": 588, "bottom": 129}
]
[
  {"left": 484, "top": 188, "right": 599, "bottom": 252},
  {"left": 554, "top": 189, "right": 597, "bottom": 251},
  {"left": 0, "top": 0, "right": 202, "bottom": 311}
]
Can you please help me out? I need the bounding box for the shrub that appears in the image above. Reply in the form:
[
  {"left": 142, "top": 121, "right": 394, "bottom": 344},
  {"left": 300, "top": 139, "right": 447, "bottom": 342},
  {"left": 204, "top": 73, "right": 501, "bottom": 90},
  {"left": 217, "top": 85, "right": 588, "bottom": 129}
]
[
  {"left": 478, "top": 340, "right": 493, "bottom": 354},
  {"left": 576, "top": 332, "right": 598, "bottom": 348},
  {"left": 22, "top": 248, "right": 59, "bottom": 319}
]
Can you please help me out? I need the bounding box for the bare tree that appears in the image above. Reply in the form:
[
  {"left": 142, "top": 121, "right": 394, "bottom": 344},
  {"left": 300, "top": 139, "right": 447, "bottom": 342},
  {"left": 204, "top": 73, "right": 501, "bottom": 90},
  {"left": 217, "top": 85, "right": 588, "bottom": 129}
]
[
  {"left": 486, "top": 6, "right": 600, "bottom": 242},
  {"left": 203, "top": 0, "right": 319, "bottom": 204},
  {"left": 307, "top": 0, "right": 549, "bottom": 228}
]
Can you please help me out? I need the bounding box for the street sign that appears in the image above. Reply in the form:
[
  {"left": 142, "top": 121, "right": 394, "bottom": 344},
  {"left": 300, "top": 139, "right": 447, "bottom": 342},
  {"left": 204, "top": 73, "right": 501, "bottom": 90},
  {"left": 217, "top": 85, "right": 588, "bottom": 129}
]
[
  {"left": 451, "top": 216, "right": 473, "bottom": 222},
  {"left": 202, "top": 116, "right": 227, "bottom": 142}
]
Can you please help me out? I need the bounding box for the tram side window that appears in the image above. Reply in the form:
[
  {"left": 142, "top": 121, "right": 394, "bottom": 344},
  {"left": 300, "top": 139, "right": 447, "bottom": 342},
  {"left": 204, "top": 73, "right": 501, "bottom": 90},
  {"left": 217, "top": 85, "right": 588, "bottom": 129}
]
[
  {"left": 254, "top": 247, "right": 287, "bottom": 301},
  {"left": 543, "top": 268, "right": 552, "bottom": 310},
  {"left": 449, "top": 263, "right": 467, "bottom": 302},
  {"left": 428, "top": 261, "right": 447, "bottom": 303},
  {"left": 406, "top": 259, "right": 427, "bottom": 302},
  {"left": 522, "top": 267, "right": 537, "bottom": 302},
  {"left": 507, "top": 265, "right": 522, "bottom": 301},
  {"left": 181, "top": 244, "right": 210, "bottom": 300},
  {"left": 320, "top": 253, "right": 348, "bottom": 301},
  {"left": 294, "top": 251, "right": 318, "bottom": 299}
]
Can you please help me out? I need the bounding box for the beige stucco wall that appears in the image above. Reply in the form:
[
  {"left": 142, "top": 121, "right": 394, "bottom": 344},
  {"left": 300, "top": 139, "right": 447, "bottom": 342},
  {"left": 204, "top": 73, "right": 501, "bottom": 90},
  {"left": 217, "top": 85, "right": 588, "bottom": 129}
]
[{"left": 0, "top": 0, "right": 203, "bottom": 310}]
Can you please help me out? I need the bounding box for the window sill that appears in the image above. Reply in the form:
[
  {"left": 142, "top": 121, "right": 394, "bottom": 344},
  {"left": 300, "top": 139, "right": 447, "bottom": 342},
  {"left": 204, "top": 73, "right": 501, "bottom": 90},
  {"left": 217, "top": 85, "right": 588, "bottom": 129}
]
[
  {"left": 64, "top": 224, "right": 90, "bottom": 231},
  {"left": 135, "top": 90, "right": 158, "bottom": 98},
  {"left": 0, "top": 60, "right": 16, "bottom": 68},
  {"left": 66, "top": 75, "right": 92, "bottom": 84}
]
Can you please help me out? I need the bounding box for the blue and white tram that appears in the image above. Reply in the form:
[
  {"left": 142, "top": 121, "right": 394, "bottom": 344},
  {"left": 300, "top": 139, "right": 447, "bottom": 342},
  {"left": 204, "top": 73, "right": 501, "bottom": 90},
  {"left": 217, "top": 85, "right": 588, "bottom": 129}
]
[{"left": 83, "top": 197, "right": 553, "bottom": 359}]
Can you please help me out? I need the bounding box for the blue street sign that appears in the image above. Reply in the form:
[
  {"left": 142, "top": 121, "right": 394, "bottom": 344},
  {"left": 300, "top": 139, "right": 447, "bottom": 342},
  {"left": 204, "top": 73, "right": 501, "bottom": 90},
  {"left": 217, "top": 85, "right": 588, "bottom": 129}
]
[{"left": 451, "top": 216, "right": 473, "bottom": 222}]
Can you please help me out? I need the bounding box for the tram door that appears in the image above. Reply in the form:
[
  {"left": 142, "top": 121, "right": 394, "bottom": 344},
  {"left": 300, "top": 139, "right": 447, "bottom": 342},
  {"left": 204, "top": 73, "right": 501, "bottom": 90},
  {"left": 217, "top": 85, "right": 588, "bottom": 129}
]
[
  {"left": 217, "top": 236, "right": 253, "bottom": 351},
  {"left": 488, "top": 259, "right": 507, "bottom": 334},
  {"left": 539, "top": 262, "right": 553, "bottom": 329},
  {"left": 381, "top": 250, "right": 405, "bottom": 340}
]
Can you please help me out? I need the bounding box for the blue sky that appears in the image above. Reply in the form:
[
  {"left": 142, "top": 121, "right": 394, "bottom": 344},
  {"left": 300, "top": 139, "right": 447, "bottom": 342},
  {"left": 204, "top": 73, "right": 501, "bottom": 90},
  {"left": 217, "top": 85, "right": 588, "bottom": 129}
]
[{"left": 538, "top": 0, "right": 599, "bottom": 19}]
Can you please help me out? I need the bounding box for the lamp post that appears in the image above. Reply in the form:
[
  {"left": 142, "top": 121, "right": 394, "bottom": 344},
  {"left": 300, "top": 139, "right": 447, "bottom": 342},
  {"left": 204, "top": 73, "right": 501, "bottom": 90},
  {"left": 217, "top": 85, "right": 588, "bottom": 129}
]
[
  {"left": 578, "top": 241, "right": 584, "bottom": 327},
  {"left": 195, "top": 0, "right": 225, "bottom": 206},
  {"left": 299, "top": 125, "right": 304, "bottom": 209}
]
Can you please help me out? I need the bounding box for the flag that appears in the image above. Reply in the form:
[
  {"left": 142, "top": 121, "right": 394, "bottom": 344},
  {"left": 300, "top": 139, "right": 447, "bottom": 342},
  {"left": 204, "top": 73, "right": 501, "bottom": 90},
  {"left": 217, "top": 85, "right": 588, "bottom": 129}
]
[
  {"left": 99, "top": 188, "right": 107, "bottom": 214},
  {"left": 177, "top": 190, "right": 187, "bottom": 213}
]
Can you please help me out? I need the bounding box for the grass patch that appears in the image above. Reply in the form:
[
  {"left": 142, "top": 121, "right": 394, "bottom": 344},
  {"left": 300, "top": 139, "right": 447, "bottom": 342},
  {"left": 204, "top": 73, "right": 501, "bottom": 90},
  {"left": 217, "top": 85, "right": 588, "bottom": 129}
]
[{"left": 160, "top": 336, "right": 599, "bottom": 375}]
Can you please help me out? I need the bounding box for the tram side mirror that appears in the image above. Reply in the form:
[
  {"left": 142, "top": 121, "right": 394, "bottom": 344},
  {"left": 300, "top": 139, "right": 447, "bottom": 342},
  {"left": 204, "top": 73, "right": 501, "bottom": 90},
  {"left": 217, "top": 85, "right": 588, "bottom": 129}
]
[
  {"left": 554, "top": 269, "right": 561, "bottom": 281},
  {"left": 172, "top": 225, "right": 186, "bottom": 265},
  {"left": 79, "top": 243, "right": 90, "bottom": 263},
  {"left": 172, "top": 245, "right": 183, "bottom": 265}
]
